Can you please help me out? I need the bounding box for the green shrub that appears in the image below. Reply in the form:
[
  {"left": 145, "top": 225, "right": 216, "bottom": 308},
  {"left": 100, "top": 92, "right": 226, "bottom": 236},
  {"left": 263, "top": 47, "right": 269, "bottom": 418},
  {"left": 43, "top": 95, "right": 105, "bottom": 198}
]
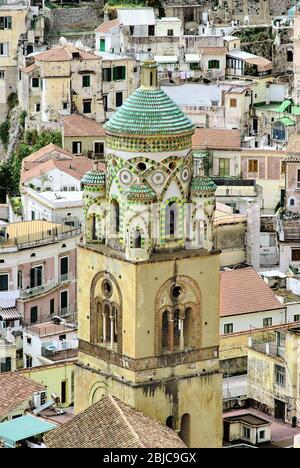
[
  {"left": 0, "top": 120, "right": 10, "bottom": 148},
  {"left": 7, "top": 92, "right": 18, "bottom": 111}
]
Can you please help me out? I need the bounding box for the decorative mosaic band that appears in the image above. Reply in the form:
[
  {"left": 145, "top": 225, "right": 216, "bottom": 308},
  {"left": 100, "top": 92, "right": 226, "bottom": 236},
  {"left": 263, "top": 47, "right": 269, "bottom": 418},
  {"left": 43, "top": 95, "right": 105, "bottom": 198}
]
[{"left": 106, "top": 134, "right": 193, "bottom": 153}]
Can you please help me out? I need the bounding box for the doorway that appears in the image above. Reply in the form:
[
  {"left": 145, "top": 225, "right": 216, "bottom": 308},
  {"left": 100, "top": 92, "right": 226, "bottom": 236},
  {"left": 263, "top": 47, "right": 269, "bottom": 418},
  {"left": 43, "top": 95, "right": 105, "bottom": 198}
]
[{"left": 274, "top": 399, "right": 286, "bottom": 421}]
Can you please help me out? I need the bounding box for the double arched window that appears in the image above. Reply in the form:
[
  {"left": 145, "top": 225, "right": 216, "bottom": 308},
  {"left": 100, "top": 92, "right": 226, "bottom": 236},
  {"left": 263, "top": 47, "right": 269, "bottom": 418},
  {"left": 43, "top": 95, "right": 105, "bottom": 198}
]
[{"left": 161, "top": 307, "right": 195, "bottom": 352}]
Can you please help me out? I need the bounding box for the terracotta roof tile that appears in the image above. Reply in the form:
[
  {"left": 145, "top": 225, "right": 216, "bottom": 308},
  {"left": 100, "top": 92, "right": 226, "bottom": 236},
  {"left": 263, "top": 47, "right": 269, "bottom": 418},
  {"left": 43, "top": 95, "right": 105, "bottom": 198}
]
[
  {"left": 95, "top": 18, "right": 120, "bottom": 33},
  {"left": 23, "top": 144, "right": 73, "bottom": 164},
  {"left": 0, "top": 372, "right": 45, "bottom": 418},
  {"left": 44, "top": 394, "right": 186, "bottom": 448},
  {"left": 220, "top": 267, "right": 283, "bottom": 317},
  {"left": 192, "top": 128, "right": 241, "bottom": 150},
  {"left": 34, "top": 44, "right": 98, "bottom": 62},
  {"left": 21, "top": 156, "right": 93, "bottom": 184},
  {"left": 200, "top": 47, "right": 227, "bottom": 55},
  {"left": 20, "top": 63, "right": 39, "bottom": 74},
  {"left": 63, "top": 114, "right": 106, "bottom": 137}
]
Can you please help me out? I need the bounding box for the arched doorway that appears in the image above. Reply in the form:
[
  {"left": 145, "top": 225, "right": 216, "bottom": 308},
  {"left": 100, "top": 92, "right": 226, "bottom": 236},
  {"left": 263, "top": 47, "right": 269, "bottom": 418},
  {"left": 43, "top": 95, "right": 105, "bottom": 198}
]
[{"left": 179, "top": 413, "right": 190, "bottom": 446}]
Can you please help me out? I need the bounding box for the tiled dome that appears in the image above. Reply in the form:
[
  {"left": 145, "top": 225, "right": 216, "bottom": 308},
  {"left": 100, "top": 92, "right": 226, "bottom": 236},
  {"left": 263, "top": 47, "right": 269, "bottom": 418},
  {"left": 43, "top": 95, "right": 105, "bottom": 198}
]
[
  {"left": 81, "top": 170, "right": 105, "bottom": 186},
  {"left": 191, "top": 176, "right": 217, "bottom": 193},
  {"left": 126, "top": 183, "right": 156, "bottom": 202}
]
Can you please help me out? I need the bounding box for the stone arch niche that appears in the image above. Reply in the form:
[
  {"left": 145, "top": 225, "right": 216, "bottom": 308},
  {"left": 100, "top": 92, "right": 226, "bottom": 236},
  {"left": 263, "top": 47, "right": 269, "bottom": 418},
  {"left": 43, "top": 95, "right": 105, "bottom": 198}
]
[
  {"left": 89, "top": 381, "right": 107, "bottom": 406},
  {"left": 90, "top": 271, "right": 123, "bottom": 353},
  {"left": 154, "top": 276, "right": 202, "bottom": 354}
]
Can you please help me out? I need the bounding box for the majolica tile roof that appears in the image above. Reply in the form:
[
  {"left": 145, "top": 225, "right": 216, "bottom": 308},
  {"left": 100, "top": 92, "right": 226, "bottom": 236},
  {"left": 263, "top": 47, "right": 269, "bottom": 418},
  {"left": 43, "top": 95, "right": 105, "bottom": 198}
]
[
  {"left": 104, "top": 88, "right": 194, "bottom": 136},
  {"left": 126, "top": 183, "right": 156, "bottom": 201},
  {"left": 81, "top": 170, "right": 105, "bottom": 186},
  {"left": 191, "top": 176, "right": 217, "bottom": 192},
  {"left": 44, "top": 394, "right": 186, "bottom": 448}
]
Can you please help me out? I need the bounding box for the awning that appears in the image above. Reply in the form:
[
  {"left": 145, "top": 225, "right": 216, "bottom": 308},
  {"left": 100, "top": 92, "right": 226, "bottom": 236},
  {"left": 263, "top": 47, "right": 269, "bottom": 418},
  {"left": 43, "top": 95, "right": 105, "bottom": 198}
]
[
  {"left": 0, "top": 307, "right": 22, "bottom": 320},
  {"left": 185, "top": 54, "right": 200, "bottom": 63},
  {"left": 0, "top": 415, "right": 56, "bottom": 446},
  {"left": 154, "top": 55, "right": 178, "bottom": 64},
  {"left": 245, "top": 56, "right": 272, "bottom": 72}
]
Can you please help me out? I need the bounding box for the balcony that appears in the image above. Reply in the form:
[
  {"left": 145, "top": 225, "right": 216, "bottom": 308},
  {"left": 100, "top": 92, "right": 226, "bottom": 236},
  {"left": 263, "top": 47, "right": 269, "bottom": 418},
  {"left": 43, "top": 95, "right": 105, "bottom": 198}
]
[
  {"left": 0, "top": 325, "right": 22, "bottom": 345},
  {"left": 249, "top": 337, "right": 285, "bottom": 359},
  {"left": 41, "top": 347, "right": 78, "bottom": 362},
  {"left": 21, "top": 274, "right": 74, "bottom": 299}
]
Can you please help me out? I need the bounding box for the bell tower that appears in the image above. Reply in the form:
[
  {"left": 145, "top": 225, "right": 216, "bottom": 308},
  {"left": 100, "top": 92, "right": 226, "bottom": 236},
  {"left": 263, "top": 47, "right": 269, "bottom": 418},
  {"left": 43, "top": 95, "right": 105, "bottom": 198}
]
[{"left": 75, "top": 59, "right": 223, "bottom": 448}]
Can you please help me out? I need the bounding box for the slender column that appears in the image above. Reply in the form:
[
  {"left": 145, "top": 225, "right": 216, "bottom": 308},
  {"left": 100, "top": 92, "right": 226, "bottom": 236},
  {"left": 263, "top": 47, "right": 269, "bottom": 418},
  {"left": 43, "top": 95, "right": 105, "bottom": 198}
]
[
  {"left": 179, "top": 319, "right": 184, "bottom": 350},
  {"left": 102, "top": 313, "right": 106, "bottom": 342},
  {"left": 168, "top": 311, "right": 174, "bottom": 352},
  {"left": 110, "top": 315, "right": 114, "bottom": 349}
]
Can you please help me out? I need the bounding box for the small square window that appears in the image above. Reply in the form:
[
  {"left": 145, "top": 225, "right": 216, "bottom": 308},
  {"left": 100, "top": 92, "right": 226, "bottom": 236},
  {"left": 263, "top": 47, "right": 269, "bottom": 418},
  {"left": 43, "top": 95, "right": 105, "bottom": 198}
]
[
  {"left": 35, "top": 103, "right": 41, "bottom": 112},
  {"left": 27, "top": 337, "right": 32, "bottom": 345},
  {"left": 259, "top": 430, "right": 265, "bottom": 440},
  {"left": 63, "top": 102, "right": 68, "bottom": 110},
  {"left": 294, "top": 315, "right": 300, "bottom": 322},
  {"left": 224, "top": 323, "right": 233, "bottom": 334},
  {"left": 243, "top": 426, "right": 251, "bottom": 440},
  {"left": 230, "top": 98, "right": 237, "bottom": 108},
  {"left": 32, "top": 77, "right": 39, "bottom": 88},
  {"left": 263, "top": 317, "right": 272, "bottom": 327}
]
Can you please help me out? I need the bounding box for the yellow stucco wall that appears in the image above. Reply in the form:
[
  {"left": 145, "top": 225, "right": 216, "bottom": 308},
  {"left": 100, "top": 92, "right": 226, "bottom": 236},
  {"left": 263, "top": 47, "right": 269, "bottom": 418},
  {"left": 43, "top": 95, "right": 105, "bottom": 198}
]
[{"left": 21, "top": 362, "right": 75, "bottom": 408}]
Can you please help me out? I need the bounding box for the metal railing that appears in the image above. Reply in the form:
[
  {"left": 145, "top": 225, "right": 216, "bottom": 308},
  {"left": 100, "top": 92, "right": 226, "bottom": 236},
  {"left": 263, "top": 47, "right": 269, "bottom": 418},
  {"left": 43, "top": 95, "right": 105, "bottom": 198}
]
[
  {"left": 0, "top": 226, "right": 81, "bottom": 250},
  {"left": 21, "top": 281, "right": 58, "bottom": 299}
]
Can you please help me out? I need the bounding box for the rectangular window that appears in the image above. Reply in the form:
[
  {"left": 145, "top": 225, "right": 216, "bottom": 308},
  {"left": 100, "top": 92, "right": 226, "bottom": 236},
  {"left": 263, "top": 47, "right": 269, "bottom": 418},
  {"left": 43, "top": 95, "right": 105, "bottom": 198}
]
[
  {"left": 61, "top": 380, "right": 67, "bottom": 404},
  {"left": 243, "top": 426, "right": 251, "bottom": 440},
  {"left": 63, "top": 102, "right": 68, "bottom": 110},
  {"left": 60, "top": 290, "right": 68, "bottom": 315},
  {"left": 224, "top": 323, "right": 233, "bottom": 334},
  {"left": 167, "top": 29, "right": 174, "bottom": 36},
  {"left": 208, "top": 59, "right": 220, "bottom": 69},
  {"left": 148, "top": 25, "right": 155, "bottom": 36},
  {"left": 263, "top": 317, "right": 272, "bottom": 327},
  {"left": 31, "top": 211, "right": 35, "bottom": 221},
  {"left": 103, "top": 95, "right": 108, "bottom": 111},
  {"left": 280, "top": 162, "right": 286, "bottom": 174},
  {"left": 219, "top": 158, "right": 230, "bottom": 177},
  {"left": 72, "top": 141, "right": 82, "bottom": 154},
  {"left": 0, "top": 70, "right": 5, "bottom": 79},
  {"left": 230, "top": 98, "right": 237, "bottom": 108},
  {"left": 0, "top": 16, "right": 12, "bottom": 30},
  {"left": 116, "top": 91, "right": 123, "bottom": 108},
  {"left": 292, "top": 249, "right": 300, "bottom": 262},
  {"left": 94, "top": 142, "right": 104, "bottom": 157},
  {"left": 82, "top": 75, "right": 90, "bottom": 87},
  {"left": 60, "top": 256, "right": 69, "bottom": 278},
  {"left": 0, "top": 357, "right": 11, "bottom": 373},
  {"left": 83, "top": 100, "right": 91, "bottom": 114},
  {"left": 0, "top": 43, "right": 9, "bottom": 56},
  {"left": 31, "top": 77, "right": 39, "bottom": 88},
  {"left": 248, "top": 159, "right": 258, "bottom": 173},
  {"left": 0, "top": 273, "right": 8, "bottom": 291},
  {"left": 275, "top": 364, "right": 286, "bottom": 387},
  {"left": 17, "top": 270, "right": 22, "bottom": 290},
  {"left": 100, "top": 38, "right": 105, "bottom": 52},
  {"left": 30, "top": 306, "right": 38, "bottom": 324},
  {"left": 25, "top": 355, "right": 32, "bottom": 368},
  {"left": 27, "top": 337, "right": 32, "bottom": 345},
  {"left": 102, "top": 68, "right": 112, "bottom": 82},
  {"left": 35, "top": 103, "right": 40, "bottom": 112},
  {"left": 50, "top": 298, "right": 55, "bottom": 315},
  {"left": 294, "top": 315, "right": 300, "bottom": 322},
  {"left": 113, "top": 66, "right": 126, "bottom": 81},
  {"left": 30, "top": 266, "right": 43, "bottom": 288},
  {"left": 259, "top": 430, "right": 265, "bottom": 440}
]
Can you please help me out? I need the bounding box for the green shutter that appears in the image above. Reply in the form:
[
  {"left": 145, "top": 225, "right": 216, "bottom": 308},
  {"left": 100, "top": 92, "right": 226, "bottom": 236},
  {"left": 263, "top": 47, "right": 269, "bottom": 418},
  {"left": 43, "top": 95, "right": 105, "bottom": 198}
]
[
  {"left": 100, "top": 39, "right": 105, "bottom": 52},
  {"left": 122, "top": 66, "right": 126, "bottom": 80},
  {"left": 113, "top": 67, "right": 118, "bottom": 81}
]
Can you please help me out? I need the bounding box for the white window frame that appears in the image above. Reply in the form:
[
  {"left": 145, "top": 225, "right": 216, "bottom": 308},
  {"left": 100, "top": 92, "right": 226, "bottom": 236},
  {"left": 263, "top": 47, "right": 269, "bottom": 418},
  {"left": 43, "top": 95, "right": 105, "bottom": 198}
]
[
  {"left": 60, "top": 289, "right": 69, "bottom": 316},
  {"left": 0, "top": 272, "right": 9, "bottom": 291},
  {"left": 0, "top": 43, "right": 9, "bottom": 57}
]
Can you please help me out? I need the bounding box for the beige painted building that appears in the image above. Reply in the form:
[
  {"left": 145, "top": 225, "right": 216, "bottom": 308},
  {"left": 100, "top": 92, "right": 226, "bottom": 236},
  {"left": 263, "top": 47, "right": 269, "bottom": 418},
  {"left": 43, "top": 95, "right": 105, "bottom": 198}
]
[
  {"left": 19, "top": 43, "right": 105, "bottom": 125},
  {"left": 62, "top": 114, "right": 106, "bottom": 158},
  {"left": 248, "top": 325, "right": 300, "bottom": 424},
  {"left": 0, "top": 1, "right": 44, "bottom": 116},
  {"left": 0, "top": 337, "right": 16, "bottom": 373}
]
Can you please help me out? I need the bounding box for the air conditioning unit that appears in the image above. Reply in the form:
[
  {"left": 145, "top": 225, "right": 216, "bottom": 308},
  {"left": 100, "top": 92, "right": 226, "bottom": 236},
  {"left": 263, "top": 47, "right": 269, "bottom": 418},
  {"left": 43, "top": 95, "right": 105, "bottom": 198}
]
[{"left": 32, "top": 390, "right": 46, "bottom": 408}]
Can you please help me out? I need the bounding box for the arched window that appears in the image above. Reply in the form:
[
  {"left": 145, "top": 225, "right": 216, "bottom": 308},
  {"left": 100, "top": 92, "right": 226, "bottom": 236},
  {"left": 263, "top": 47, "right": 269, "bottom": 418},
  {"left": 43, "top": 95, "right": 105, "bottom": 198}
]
[
  {"left": 113, "top": 306, "right": 118, "bottom": 344},
  {"left": 134, "top": 229, "right": 142, "bottom": 248},
  {"left": 272, "top": 122, "right": 286, "bottom": 141},
  {"left": 97, "top": 302, "right": 103, "bottom": 342},
  {"left": 104, "top": 304, "right": 111, "bottom": 343},
  {"left": 166, "top": 202, "right": 178, "bottom": 237},
  {"left": 92, "top": 214, "right": 97, "bottom": 240},
  {"left": 179, "top": 414, "right": 191, "bottom": 447},
  {"left": 150, "top": 71, "right": 153, "bottom": 86},
  {"left": 111, "top": 200, "right": 120, "bottom": 234},
  {"left": 162, "top": 310, "right": 169, "bottom": 350},
  {"left": 289, "top": 198, "right": 295, "bottom": 207}
]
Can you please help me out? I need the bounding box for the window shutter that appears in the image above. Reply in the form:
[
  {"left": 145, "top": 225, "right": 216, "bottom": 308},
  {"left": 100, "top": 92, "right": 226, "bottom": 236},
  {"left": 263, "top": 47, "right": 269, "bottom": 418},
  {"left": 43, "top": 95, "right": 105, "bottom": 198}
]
[{"left": 113, "top": 67, "right": 118, "bottom": 81}]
